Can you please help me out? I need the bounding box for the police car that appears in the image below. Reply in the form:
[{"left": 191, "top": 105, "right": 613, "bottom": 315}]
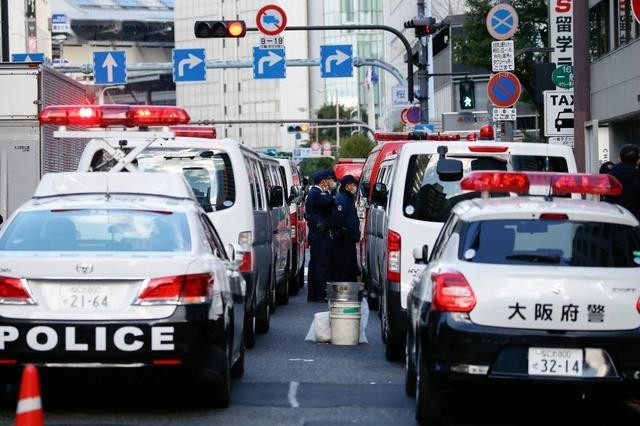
[
  {"left": 0, "top": 172, "right": 246, "bottom": 408},
  {"left": 405, "top": 171, "right": 640, "bottom": 424}
]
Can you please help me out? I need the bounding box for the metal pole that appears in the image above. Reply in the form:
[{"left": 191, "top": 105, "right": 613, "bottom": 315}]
[
  {"left": 336, "top": 97, "right": 340, "bottom": 152},
  {"left": 573, "top": 1, "right": 589, "bottom": 172},
  {"left": 1, "top": 0, "right": 9, "bottom": 61},
  {"left": 417, "top": 0, "right": 429, "bottom": 124},
  {"left": 501, "top": 0, "right": 514, "bottom": 142}
]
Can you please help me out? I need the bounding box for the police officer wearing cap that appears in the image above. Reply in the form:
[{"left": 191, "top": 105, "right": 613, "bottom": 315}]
[
  {"left": 607, "top": 144, "right": 640, "bottom": 220},
  {"left": 331, "top": 175, "right": 361, "bottom": 282},
  {"left": 305, "top": 170, "right": 337, "bottom": 302}
]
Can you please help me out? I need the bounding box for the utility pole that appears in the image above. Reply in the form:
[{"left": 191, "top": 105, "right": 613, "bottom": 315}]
[
  {"left": 417, "top": 0, "right": 429, "bottom": 124},
  {"left": 573, "top": 0, "right": 589, "bottom": 172},
  {"left": 501, "top": 0, "right": 515, "bottom": 142}
]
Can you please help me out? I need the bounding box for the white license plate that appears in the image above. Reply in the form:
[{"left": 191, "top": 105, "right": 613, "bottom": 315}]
[
  {"left": 60, "top": 285, "right": 110, "bottom": 310},
  {"left": 528, "top": 347, "right": 583, "bottom": 377}
]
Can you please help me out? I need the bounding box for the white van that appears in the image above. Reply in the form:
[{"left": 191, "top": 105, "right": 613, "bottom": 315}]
[
  {"left": 367, "top": 139, "right": 578, "bottom": 361},
  {"left": 77, "top": 129, "right": 278, "bottom": 348}
]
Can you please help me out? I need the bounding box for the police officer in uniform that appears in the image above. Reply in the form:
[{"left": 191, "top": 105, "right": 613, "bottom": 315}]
[
  {"left": 305, "top": 170, "right": 337, "bottom": 302},
  {"left": 331, "top": 175, "right": 360, "bottom": 282}
]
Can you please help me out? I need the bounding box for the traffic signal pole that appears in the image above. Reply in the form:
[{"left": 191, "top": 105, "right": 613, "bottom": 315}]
[{"left": 417, "top": 0, "right": 429, "bottom": 124}]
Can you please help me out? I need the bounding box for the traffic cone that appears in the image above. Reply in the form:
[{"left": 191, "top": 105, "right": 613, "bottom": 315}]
[{"left": 14, "top": 364, "right": 43, "bottom": 426}]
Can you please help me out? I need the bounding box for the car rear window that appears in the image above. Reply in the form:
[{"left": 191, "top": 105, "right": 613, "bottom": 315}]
[
  {"left": 0, "top": 209, "right": 191, "bottom": 252},
  {"left": 459, "top": 219, "right": 640, "bottom": 268},
  {"left": 403, "top": 154, "right": 570, "bottom": 223},
  {"left": 91, "top": 148, "right": 236, "bottom": 212}
]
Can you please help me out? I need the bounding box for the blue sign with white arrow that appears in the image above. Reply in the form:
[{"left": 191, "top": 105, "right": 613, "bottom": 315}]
[
  {"left": 252, "top": 47, "right": 286, "bottom": 80},
  {"left": 320, "top": 45, "right": 353, "bottom": 78},
  {"left": 172, "top": 48, "right": 206, "bottom": 82},
  {"left": 93, "top": 51, "right": 127, "bottom": 85},
  {"left": 11, "top": 53, "right": 45, "bottom": 63}
]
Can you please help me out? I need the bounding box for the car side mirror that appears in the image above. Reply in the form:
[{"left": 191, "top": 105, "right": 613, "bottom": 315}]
[
  {"left": 437, "top": 158, "right": 464, "bottom": 182},
  {"left": 269, "top": 186, "right": 284, "bottom": 208},
  {"left": 302, "top": 177, "right": 309, "bottom": 186},
  {"left": 227, "top": 243, "right": 245, "bottom": 271},
  {"left": 371, "top": 183, "right": 388, "bottom": 206},
  {"left": 288, "top": 186, "right": 300, "bottom": 204},
  {"left": 0, "top": 215, "right": 3, "bottom": 226},
  {"left": 412, "top": 245, "right": 429, "bottom": 264}
]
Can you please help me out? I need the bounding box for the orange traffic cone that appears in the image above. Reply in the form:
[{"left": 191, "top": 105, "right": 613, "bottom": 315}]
[{"left": 14, "top": 364, "right": 43, "bottom": 426}]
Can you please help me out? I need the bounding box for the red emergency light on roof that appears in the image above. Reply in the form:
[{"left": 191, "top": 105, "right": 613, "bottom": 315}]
[
  {"left": 373, "top": 132, "right": 461, "bottom": 142},
  {"left": 170, "top": 125, "right": 217, "bottom": 139},
  {"left": 39, "top": 105, "right": 190, "bottom": 128},
  {"left": 460, "top": 171, "right": 623, "bottom": 197}
]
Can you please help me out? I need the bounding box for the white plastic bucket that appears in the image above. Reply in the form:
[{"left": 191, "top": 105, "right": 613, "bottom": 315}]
[{"left": 330, "top": 301, "right": 361, "bottom": 345}]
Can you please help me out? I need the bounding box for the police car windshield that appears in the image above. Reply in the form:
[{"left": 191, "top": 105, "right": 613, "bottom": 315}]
[
  {"left": 403, "top": 154, "right": 569, "bottom": 223},
  {"left": 91, "top": 148, "right": 236, "bottom": 212},
  {"left": 460, "top": 219, "right": 640, "bottom": 268},
  {"left": 0, "top": 209, "right": 191, "bottom": 252}
]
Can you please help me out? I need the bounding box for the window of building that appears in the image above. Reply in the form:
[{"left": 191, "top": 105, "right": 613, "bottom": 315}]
[
  {"left": 615, "top": 0, "right": 640, "bottom": 48},
  {"left": 590, "top": 1, "right": 610, "bottom": 59}
]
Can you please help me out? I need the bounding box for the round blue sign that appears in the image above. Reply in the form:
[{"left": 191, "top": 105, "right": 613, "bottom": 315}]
[{"left": 486, "top": 4, "right": 519, "bottom": 40}]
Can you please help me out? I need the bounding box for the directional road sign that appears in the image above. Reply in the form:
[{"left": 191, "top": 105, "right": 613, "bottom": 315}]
[
  {"left": 486, "top": 4, "right": 519, "bottom": 40},
  {"left": 487, "top": 72, "right": 521, "bottom": 108},
  {"left": 552, "top": 65, "right": 574, "bottom": 89},
  {"left": 93, "top": 51, "right": 127, "bottom": 85},
  {"left": 172, "top": 48, "right": 206, "bottom": 82},
  {"left": 320, "top": 45, "right": 353, "bottom": 78},
  {"left": 544, "top": 90, "right": 574, "bottom": 137},
  {"left": 252, "top": 47, "right": 286, "bottom": 79},
  {"left": 634, "top": 0, "right": 640, "bottom": 24},
  {"left": 11, "top": 53, "right": 45, "bottom": 63},
  {"left": 256, "top": 4, "right": 287, "bottom": 36}
]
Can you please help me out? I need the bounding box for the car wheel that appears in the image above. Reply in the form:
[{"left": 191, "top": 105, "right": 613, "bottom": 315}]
[
  {"left": 193, "top": 342, "right": 231, "bottom": 409},
  {"left": 288, "top": 264, "right": 300, "bottom": 296},
  {"left": 405, "top": 328, "right": 417, "bottom": 397},
  {"left": 277, "top": 265, "right": 290, "bottom": 305},
  {"left": 268, "top": 268, "right": 277, "bottom": 314},
  {"left": 231, "top": 349, "right": 245, "bottom": 379},
  {"left": 298, "top": 258, "right": 306, "bottom": 289},
  {"left": 243, "top": 294, "right": 257, "bottom": 349},
  {"left": 256, "top": 279, "right": 271, "bottom": 334},
  {"left": 415, "top": 345, "right": 444, "bottom": 425},
  {"left": 382, "top": 289, "right": 404, "bottom": 362}
]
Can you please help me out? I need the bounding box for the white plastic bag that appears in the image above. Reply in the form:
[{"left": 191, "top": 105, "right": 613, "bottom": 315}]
[
  {"left": 305, "top": 311, "right": 331, "bottom": 343},
  {"left": 359, "top": 298, "right": 369, "bottom": 344}
]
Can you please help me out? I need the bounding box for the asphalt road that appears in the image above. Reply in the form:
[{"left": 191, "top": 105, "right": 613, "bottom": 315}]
[{"left": 1, "top": 270, "right": 639, "bottom": 425}]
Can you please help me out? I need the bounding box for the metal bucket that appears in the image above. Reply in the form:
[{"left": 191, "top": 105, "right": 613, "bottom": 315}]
[
  {"left": 326, "top": 282, "right": 364, "bottom": 303},
  {"left": 330, "top": 301, "right": 361, "bottom": 345}
]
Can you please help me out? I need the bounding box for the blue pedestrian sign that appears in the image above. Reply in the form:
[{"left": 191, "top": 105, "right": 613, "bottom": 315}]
[
  {"left": 252, "top": 47, "right": 286, "bottom": 80},
  {"left": 93, "top": 51, "right": 127, "bottom": 85},
  {"left": 11, "top": 53, "right": 45, "bottom": 63},
  {"left": 486, "top": 4, "right": 519, "bottom": 40},
  {"left": 172, "top": 48, "right": 206, "bottom": 82},
  {"left": 320, "top": 45, "right": 353, "bottom": 78}
]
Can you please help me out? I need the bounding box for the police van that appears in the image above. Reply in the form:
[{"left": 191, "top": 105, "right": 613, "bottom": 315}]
[
  {"left": 41, "top": 104, "right": 275, "bottom": 348},
  {"left": 0, "top": 172, "right": 246, "bottom": 407},
  {"left": 405, "top": 172, "right": 640, "bottom": 424},
  {"left": 366, "top": 127, "right": 578, "bottom": 361}
]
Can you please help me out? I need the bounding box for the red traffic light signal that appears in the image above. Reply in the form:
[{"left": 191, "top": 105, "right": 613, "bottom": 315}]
[{"left": 194, "top": 20, "right": 247, "bottom": 38}]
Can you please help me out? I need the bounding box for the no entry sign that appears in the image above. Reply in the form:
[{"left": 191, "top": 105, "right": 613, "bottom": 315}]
[
  {"left": 633, "top": 0, "right": 640, "bottom": 24},
  {"left": 487, "top": 72, "right": 522, "bottom": 108}
]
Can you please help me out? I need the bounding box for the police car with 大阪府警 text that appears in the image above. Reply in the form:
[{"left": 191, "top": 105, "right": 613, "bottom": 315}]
[
  {"left": 404, "top": 171, "right": 640, "bottom": 425},
  {"left": 0, "top": 172, "right": 246, "bottom": 408}
]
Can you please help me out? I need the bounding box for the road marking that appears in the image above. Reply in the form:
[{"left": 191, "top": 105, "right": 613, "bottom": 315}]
[
  {"left": 288, "top": 358, "right": 315, "bottom": 362},
  {"left": 288, "top": 381, "right": 300, "bottom": 408}
]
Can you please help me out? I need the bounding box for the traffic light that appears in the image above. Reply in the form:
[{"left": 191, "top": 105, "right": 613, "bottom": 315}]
[
  {"left": 194, "top": 20, "right": 247, "bottom": 38},
  {"left": 459, "top": 80, "right": 475, "bottom": 110},
  {"left": 286, "top": 124, "right": 309, "bottom": 133},
  {"left": 404, "top": 17, "right": 438, "bottom": 38}
]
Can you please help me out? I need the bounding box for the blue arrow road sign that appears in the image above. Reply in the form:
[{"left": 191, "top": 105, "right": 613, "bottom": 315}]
[
  {"left": 11, "top": 53, "right": 45, "bottom": 63},
  {"left": 320, "top": 45, "right": 353, "bottom": 78},
  {"left": 252, "top": 47, "right": 286, "bottom": 80},
  {"left": 172, "top": 48, "right": 206, "bottom": 82},
  {"left": 93, "top": 51, "right": 127, "bottom": 85}
]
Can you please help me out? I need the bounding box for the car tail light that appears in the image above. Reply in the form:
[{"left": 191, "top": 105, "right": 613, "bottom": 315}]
[
  {"left": 0, "top": 276, "right": 35, "bottom": 304},
  {"left": 636, "top": 297, "right": 640, "bottom": 314},
  {"left": 479, "top": 125, "right": 495, "bottom": 140},
  {"left": 152, "top": 359, "right": 182, "bottom": 366},
  {"left": 387, "top": 230, "right": 401, "bottom": 282},
  {"left": 238, "top": 231, "right": 254, "bottom": 273},
  {"left": 290, "top": 212, "right": 298, "bottom": 244},
  {"left": 39, "top": 105, "right": 190, "bottom": 127},
  {"left": 0, "top": 359, "right": 17, "bottom": 364},
  {"left": 135, "top": 273, "right": 213, "bottom": 305},
  {"left": 540, "top": 213, "right": 569, "bottom": 220},
  {"left": 431, "top": 271, "right": 476, "bottom": 313},
  {"left": 170, "top": 125, "right": 216, "bottom": 139},
  {"left": 468, "top": 146, "right": 508, "bottom": 153}
]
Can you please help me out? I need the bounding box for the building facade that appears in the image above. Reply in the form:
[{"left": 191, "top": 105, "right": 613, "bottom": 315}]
[{"left": 175, "top": 0, "right": 310, "bottom": 152}]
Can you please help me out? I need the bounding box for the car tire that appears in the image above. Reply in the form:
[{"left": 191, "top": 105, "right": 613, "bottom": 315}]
[
  {"left": 268, "top": 267, "right": 277, "bottom": 314},
  {"left": 276, "top": 265, "right": 290, "bottom": 305},
  {"left": 288, "top": 264, "right": 300, "bottom": 296},
  {"left": 367, "top": 292, "right": 380, "bottom": 311},
  {"left": 381, "top": 288, "right": 404, "bottom": 362},
  {"left": 256, "top": 278, "right": 271, "bottom": 334},
  {"left": 231, "top": 350, "right": 245, "bottom": 379},
  {"left": 193, "top": 343, "right": 231, "bottom": 409},
  {"left": 243, "top": 300, "right": 256, "bottom": 349},
  {"left": 415, "top": 345, "right": 444, "bottom": 425},
  {"left": 405, "top": 328, "right": 417, "bottom": 397},
  {"left": 298, "top": 259, "right": 305, "bottom": 289}
]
